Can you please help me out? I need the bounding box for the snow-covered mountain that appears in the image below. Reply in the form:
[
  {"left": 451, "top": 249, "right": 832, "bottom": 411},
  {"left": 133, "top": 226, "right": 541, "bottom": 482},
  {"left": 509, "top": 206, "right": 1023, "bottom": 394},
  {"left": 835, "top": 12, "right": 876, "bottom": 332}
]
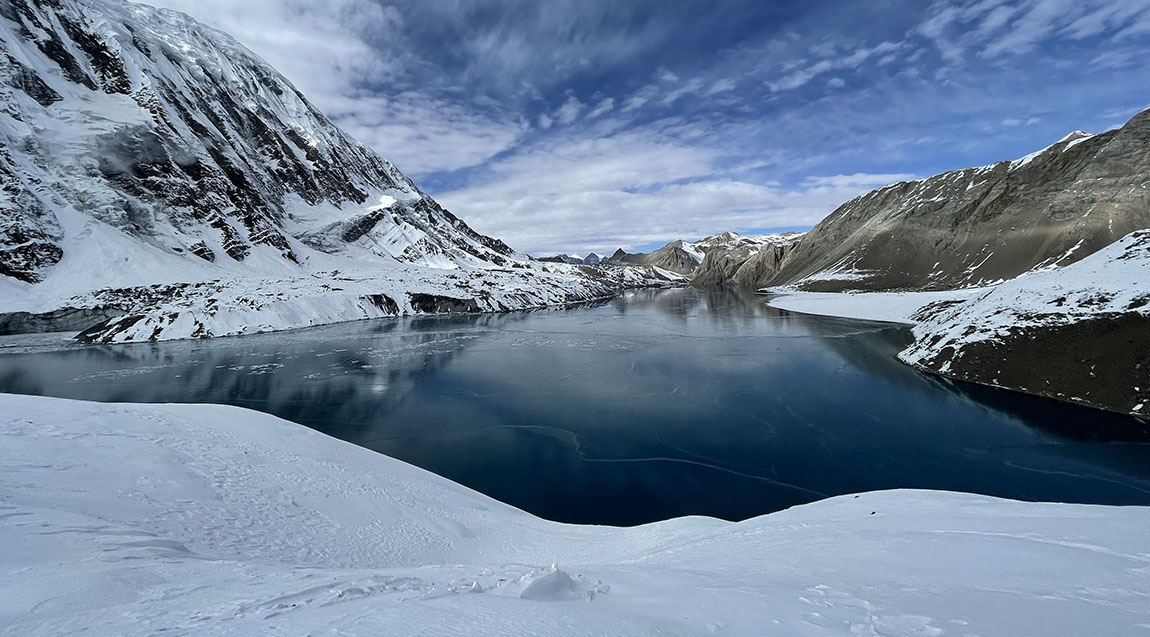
[
  {"left": 5, "top": 392, "right": 1149, "bottom": 635},
  {"left": 537, "top": 252, "right": 606, "bottom": 266},
  {"left": 765, "top": 110, "right": 1150, "bottom": 291},
  {"left": 899, "top": 229, "right": 1150, "bottom": 416},
  {"left": 0, "top": 0, "right": 680, "bottom": 341}
]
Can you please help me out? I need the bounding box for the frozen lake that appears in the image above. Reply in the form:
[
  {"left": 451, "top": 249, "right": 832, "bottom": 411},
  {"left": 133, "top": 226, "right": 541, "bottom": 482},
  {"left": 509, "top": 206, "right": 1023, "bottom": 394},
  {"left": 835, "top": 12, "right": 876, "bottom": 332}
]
[{"left": 2, "top": 287, "right": 1148, "bottom": 525}]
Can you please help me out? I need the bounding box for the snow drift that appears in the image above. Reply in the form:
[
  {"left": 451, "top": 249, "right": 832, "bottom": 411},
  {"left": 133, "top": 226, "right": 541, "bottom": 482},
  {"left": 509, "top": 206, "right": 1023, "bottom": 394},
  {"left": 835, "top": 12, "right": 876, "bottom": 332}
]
[{"left": 2, "top": 392, "right": 1148, "bottom": 635}]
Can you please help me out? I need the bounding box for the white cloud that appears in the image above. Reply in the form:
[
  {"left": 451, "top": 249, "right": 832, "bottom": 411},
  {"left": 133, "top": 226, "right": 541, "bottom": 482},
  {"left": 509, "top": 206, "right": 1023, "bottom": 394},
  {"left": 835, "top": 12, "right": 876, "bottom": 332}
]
[
  {"left": 1001, "top": 116, "right": 1042, "bottom": 127},
  {"left": 768, "top": 41, "right": 901, "bottom": 92},
  {"left": 707, "top": 78, "right": 739, "bottom": 94},
  {"left": 662, "top": 78, "right": 706, "bottom": 105},
  {"left": 587, "top": 97, "right": 616, "bottom": 118},
  {"left": 322, "top": 92, "right": 529, "bottom": 177},
  {"left": 915, "top": 0, "right": 1150, "bottom": 63},
  {"left": 801, "top": 173, "right": 916, "bottom": 189},
  {"left": 620, "top": 85, "right": 659, "bottom": 112},
  {"left": 436, "top": 128, "right": 912, "bottom": 255},
  {"left": 554, "top": 95, "right": 585, "bottom": 125}
]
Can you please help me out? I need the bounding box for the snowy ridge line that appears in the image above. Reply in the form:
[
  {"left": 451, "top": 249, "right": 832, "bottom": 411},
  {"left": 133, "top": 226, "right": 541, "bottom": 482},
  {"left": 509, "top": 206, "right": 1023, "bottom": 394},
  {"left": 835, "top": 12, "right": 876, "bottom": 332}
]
[{"left": 3, "top": 392, "right": 1149, "bottom": 635}]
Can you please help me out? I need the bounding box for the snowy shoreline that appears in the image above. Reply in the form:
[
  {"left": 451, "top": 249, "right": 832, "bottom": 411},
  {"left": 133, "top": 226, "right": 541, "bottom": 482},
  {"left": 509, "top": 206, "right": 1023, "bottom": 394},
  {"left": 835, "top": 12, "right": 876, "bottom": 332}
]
[
  {"left": 760, "top": 288, "right": 987, "bottom": 325},
  {"left": 2, "top": 393, "right": 1148, "bottom": 635},
  {"left": 0, "top": 263, "right": 685, "bottom": 343},
  {"left": 762, "top": 230, "right": 1150, "bottom": 418}
]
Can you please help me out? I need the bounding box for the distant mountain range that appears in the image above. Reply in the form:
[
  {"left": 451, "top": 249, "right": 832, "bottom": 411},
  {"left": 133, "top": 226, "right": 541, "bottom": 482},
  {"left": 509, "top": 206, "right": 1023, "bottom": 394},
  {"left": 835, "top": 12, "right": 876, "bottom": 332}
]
[
  {"left": 541, "top": 231, "right": 805, "bottom": 282},
  {"left": 537, "top": 252, "right": 608, "bottom": 266}
]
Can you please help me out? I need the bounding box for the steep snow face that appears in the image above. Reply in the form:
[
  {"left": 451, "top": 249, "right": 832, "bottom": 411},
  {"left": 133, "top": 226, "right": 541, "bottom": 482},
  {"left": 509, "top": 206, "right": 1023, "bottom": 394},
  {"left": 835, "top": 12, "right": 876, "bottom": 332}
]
[
  {"left": 0, "top": 0, "right": 515, "bottom": 288},
  {"left": 899, "top": 229, "right": 1150, "bottom": 415},
  {"left": 3, "top": 393, "right": 1149, "bottom": 635},
  {"left": 769, "top": 110, "right": 1150, "bottom": 292}
]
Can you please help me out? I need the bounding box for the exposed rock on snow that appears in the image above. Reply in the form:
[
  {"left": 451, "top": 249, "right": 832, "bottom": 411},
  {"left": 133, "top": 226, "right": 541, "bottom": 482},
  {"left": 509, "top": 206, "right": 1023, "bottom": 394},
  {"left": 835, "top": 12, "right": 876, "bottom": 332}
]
[
  {"left": 0, "top": 0, "right": 681, "bottom": 341},
  {"left": 609, "top": 241, "right": 703, "bottom": 274},
  {"left": 763, "top": 232, "right": 1150, "bottom": 415},
  {"left": 765, "top": 110, "right": 1150, "bottom": 291},
  {"left": 3, "top": 393, "right": 1149, "bottom": 635},
  {"left": 899, "top": 229, "right": 1150, "bottom": 416}
]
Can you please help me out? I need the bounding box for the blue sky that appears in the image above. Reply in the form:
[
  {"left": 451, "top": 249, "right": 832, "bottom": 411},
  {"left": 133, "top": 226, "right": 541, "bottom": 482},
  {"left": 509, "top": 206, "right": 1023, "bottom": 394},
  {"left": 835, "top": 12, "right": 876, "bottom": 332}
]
[{"left": 150, "top": 0, "right": 1150, "bottom": 256}]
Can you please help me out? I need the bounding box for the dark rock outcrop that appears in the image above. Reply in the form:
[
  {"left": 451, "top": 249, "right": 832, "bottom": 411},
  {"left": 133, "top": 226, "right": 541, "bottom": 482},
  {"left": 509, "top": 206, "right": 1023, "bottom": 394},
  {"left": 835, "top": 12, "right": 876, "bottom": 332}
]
[
  {"left": 0, "top": 306, "right": 124, "bottom": 335},
  {"left": 692, "top": 234, "right": 803, "bottom": 286},
  {"left": 609, "top": 241, "right": 702, "bottom": 275},
  {"left": 408, "top": 293, "right": 481, "bottom": 314}
]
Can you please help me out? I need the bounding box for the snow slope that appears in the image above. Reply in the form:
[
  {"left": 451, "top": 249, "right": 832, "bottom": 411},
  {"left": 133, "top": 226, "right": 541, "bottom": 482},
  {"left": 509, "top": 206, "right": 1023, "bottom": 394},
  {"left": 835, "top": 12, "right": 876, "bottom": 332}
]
[
  {"left": 2, "top": 393, "right": 1149, "bottom": 636},
  {"left": 899, "top": 229, "right": 1150, "bottom": 416}
]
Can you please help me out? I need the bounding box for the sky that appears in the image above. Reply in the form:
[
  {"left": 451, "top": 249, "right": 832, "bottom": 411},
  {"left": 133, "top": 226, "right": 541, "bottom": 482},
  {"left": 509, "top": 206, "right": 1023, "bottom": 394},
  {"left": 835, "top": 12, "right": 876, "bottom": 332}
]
[{"left": 147, "top": 0, "right": 1150, "bottom": 256}]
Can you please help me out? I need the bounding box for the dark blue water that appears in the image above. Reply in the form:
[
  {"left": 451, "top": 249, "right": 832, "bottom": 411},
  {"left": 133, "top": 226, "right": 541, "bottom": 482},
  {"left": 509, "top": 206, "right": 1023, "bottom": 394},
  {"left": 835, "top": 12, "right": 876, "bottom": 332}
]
[{"left": 2, "top": 287, "right": 1148, "bottom": 525}]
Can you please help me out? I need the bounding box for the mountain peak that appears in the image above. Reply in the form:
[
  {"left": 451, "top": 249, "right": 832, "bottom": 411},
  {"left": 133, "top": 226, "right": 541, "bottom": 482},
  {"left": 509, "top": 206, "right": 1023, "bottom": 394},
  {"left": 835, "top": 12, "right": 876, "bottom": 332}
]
[{"left": 0, "top": 0, "right": 516, "bottom": 288}]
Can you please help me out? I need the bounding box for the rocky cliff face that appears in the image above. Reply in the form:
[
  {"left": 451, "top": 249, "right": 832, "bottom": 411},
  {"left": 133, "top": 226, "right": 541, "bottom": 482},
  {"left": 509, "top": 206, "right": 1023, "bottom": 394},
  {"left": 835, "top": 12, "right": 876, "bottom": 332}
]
[
  {"left": 690, "top": 232, "right": 803, "bottom": 285},
  {"left": 0, "top": 0, "right": 514, "bottom": 288},
  {"left": 767, "top": 112, "right": 1150, "bottom": 292},
  {"left": 608, "top": 241, "right": 702, "bottom": 274},
  {"left": 899, "top": 229, "right": 1150, "bottom": 417}
]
